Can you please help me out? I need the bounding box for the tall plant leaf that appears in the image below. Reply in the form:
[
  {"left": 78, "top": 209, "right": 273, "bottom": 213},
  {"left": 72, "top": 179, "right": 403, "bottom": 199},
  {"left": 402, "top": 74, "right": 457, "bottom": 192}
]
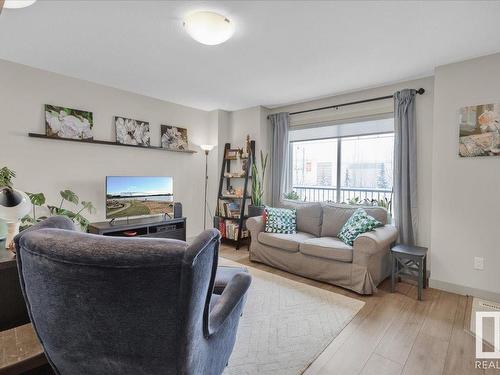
[
  {"left": 81, "top": 201, "right": 96, "bottom": 214},
  {"left": 251, "top": 151, "right": 268, "bottom": 207},
  {"left": 60, "top": 190, "right": 79, "bottom": 205},
  {"left": 27, "top": 192, "right": 46, "bottom": 206}
]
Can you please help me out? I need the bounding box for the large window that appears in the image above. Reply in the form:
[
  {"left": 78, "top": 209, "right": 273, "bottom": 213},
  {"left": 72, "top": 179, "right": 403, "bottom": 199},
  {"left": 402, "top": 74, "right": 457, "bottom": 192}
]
[{"left": 289, "top": 117, "right": 394, "bottom": 204}]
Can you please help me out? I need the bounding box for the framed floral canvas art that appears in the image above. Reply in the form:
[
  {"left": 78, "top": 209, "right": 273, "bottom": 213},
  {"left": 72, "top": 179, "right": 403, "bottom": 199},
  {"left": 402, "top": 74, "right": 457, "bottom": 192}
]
[
  {"left": 45, "top": 105, "right": 93, "bottom": 140},
  {"left": 161, "top": 125, "right": 188, "bottom": 150},
  {"left": 115, "top": 116, "right": 150, "bottom": 147},
  {"left": 459, "top": 103, "right": 500, "bottom": 157}
]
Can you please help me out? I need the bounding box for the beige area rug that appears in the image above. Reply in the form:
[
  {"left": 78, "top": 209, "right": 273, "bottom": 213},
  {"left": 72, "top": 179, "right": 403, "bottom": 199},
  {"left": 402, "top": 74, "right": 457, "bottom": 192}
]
[{"left": 220, "top": 258, "right": 365, "bottom": 375}]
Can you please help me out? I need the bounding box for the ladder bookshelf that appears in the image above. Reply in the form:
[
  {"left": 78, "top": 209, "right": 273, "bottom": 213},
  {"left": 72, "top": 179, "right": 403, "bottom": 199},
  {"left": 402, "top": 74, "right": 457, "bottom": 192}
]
[{"left": 214, "top": 141, "right": 256, "bottom": 250}]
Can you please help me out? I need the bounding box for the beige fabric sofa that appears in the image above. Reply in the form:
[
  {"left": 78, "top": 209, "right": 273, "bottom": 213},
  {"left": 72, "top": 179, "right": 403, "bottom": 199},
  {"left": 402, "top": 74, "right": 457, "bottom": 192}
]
[{"left": 246, "top": 201, "right": 398, "bottom": 294}]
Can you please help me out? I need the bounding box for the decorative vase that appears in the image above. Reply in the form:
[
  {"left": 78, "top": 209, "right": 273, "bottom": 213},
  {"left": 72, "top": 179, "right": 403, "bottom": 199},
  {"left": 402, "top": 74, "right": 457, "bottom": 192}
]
[{"left": 248, "top": 205, "right": 265, "bottom": 217}]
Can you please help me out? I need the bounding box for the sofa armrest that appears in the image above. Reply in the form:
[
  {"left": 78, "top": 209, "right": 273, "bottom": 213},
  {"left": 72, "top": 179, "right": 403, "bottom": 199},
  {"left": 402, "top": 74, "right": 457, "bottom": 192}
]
[
  {"left": 352, "top": 225, "right": 398, "bottom": 266},
  {"left": 246, "top": 216, "right": 264, "bottom": 236}
]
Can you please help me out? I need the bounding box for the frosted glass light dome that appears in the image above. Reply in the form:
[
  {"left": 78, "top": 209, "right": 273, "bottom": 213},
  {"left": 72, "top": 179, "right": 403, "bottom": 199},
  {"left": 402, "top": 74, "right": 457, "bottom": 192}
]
[
  {"left": 3, "top": 0, "right": 37, "bottom": 9},
  {"left": 183, "top": 11, "right": 234, "bottom": 46}
]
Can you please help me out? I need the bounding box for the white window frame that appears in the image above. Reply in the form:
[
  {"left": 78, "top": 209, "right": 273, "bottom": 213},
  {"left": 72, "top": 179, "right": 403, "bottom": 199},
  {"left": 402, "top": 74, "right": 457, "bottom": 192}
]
[{"left": 287, "top": 114, "right": 395, "bottom": 203}]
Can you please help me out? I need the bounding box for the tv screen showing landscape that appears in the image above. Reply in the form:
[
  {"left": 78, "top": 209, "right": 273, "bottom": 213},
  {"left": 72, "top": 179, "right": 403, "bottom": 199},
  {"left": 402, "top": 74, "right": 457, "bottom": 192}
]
[{"left": 106, "top": 176, "right": 174, "bottom": 219}]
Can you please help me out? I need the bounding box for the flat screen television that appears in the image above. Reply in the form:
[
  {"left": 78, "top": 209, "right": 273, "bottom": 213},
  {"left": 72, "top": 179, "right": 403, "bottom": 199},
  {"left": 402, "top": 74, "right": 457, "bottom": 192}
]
[{"left": 106, "top": 176, "right": 174, "bottom": 219}]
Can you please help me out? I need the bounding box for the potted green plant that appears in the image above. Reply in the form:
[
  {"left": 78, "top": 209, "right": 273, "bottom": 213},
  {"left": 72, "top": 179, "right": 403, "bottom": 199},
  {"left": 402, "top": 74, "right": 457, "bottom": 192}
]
[
  {"left": 249, "top": 150, "right": 268, "bottom": 217},
  {"left": 21, "top": 189, "right": 96, "bottom": 231},
  {"left": 283, "top": 191, "right": 301, "bottom": 201}
]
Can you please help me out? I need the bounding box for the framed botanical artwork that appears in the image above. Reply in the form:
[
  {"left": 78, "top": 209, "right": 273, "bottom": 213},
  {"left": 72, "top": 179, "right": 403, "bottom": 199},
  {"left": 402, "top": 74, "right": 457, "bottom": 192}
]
[
  {"left": 45, "top": 105, "right": 93, "bottom": 140},
  {"left": 459, "top": 103, "right": 500, "bottom": 157},
  {"left": 115, "top": 116, "right": 150, "bottom": 147},
  {"left": 161, "top": 125, "right": 189, "bottom": 150}
]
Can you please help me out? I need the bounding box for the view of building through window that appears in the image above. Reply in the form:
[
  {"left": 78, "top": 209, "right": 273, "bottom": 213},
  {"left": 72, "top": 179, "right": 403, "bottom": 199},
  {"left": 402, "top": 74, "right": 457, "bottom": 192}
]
[{"left": 291, "top": 132, "right": 394, "bottom": 203}]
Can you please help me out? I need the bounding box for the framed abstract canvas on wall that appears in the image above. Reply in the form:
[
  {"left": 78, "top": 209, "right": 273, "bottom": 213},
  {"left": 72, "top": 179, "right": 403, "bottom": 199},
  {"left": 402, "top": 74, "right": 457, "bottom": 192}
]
[
  {"left": 459, "top": 103, "right": 500, "bottom": 157},
  {"left": 115, "top": 116, "right": 150, "bottom": 147},
  {"left": 45, "top": 105, "right": 93, "bottom": 140}
]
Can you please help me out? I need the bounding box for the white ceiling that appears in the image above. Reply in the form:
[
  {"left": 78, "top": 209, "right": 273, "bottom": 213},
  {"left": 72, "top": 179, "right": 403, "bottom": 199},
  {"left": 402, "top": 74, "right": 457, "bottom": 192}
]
[{"left": 1, "top": 1, "right": 500, "bottom": 111}]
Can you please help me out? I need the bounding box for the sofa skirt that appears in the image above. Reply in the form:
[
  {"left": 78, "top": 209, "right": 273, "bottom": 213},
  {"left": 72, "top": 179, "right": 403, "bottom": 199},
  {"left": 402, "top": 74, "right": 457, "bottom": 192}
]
[{"left": 249, "top": 241, "right": 390, "bottom": 295}]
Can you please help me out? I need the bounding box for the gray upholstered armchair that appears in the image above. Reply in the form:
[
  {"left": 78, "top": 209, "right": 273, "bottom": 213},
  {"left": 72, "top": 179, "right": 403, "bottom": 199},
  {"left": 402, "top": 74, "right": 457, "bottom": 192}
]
[{"left": 14, "top": 216, "right": 251, "bottom": 375}]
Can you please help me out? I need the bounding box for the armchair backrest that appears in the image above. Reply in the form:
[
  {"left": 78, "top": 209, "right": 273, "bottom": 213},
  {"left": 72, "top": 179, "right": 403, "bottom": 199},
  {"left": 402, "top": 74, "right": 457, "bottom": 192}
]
[{"left": 16, "top": 220, "right": 220, "bottom": 375}]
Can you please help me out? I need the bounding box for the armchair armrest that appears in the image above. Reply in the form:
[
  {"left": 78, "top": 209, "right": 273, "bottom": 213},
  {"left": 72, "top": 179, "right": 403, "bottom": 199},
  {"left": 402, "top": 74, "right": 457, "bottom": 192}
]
[
  {"left": 352, "top": 225, "right": 398, "bottom": 266},
  {"left": 208, "top": 272, "right": 251, "bottom": 336},
  {"left": 246, "top": 216, "right": 264, "bottom": 235}
]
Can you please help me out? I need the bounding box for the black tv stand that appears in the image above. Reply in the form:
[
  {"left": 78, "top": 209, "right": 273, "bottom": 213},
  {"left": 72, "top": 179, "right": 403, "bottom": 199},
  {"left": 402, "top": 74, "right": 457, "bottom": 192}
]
[{"left": 88, "top": 216, "right": 186, "bottom": 241}]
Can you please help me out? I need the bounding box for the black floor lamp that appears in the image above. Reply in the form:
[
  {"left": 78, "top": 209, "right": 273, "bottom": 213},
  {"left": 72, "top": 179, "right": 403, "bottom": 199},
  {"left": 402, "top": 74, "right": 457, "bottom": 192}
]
[{"left": 200, "top": 144, "right": 214, "bottom": 230}]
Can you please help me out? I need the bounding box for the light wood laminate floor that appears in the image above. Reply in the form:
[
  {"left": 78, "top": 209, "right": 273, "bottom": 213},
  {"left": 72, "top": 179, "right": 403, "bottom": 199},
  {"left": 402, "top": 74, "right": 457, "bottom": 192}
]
[{"left": 220, "top": 244, "right": 494, "bottom": 375}]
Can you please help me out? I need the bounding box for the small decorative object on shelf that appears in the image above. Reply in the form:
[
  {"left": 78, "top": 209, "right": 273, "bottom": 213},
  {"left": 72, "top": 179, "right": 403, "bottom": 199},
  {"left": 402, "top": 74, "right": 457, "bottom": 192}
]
[
  {"left": 242, "top": 135, "right": 251, "bottom": 159},
  {"left": 224, "top": 172, "right": 245, "bottom": 178},
  {"left": 225, "top": 148, "right": 239, "bottom": 160},
  {"left": 45, "top": 104, "right": 93, "bottom": 140},
  {"left": 215, "top": 141, "right": 255, "bottom": 250}
]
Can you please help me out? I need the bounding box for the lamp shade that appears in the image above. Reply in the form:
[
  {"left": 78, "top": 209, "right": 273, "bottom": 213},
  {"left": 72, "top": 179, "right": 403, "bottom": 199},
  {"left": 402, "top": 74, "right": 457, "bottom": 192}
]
[
  {"left": 0, "top": 188, "right": 32, "bottom": 223},
  {"left": 200, "top": 144, "right": 215, "bottom": 152}
]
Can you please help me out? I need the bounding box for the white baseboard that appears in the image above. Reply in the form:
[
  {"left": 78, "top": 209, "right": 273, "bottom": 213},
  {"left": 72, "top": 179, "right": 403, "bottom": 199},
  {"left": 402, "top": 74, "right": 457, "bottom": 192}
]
[{"left": 430, "top": 278, "right": 500, "bottom": 303}]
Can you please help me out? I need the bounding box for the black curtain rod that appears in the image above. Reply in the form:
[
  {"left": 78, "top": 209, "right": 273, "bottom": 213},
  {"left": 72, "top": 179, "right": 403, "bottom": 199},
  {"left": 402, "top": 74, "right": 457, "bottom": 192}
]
[{"left": 270, "top": 88, "right": 425, "bottom": 118}]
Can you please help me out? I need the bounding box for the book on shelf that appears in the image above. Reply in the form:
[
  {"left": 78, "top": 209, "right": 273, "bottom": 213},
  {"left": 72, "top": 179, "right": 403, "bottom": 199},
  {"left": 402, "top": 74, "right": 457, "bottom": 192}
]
[
  {"left": 217, "top": 200, "right": 241, "bottom": 219},
  {"left": 222, "top": 220, "right": 248, "bottom": 240},
  {"left": 213, "top": 217, "right": 248, "bottom": 241}
]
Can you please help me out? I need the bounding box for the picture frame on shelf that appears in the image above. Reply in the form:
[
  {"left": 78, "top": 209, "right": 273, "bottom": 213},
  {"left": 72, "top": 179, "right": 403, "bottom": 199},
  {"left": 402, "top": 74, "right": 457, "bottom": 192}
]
[
  {"left": 160, "top": 125, "right": 189, "bottom": 150},
  {"left": 45, "top": 105, "right": 93, "bottom": 140},
  {"left": 225, "top": 149, "right": 239, "bottom": 160},
  {"left": 115, "top": 116, "right": 150, "bottom": 147}
]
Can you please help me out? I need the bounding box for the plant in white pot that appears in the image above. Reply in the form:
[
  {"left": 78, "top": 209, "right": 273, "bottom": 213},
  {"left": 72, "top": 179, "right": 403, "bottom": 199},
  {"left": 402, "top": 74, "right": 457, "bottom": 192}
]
[{"left": 249, "top": 150, "right": 268, "bottom": 217}]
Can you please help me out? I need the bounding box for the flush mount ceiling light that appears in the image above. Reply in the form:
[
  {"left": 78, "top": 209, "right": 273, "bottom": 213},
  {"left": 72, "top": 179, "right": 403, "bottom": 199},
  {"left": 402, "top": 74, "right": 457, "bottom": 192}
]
[
  {"left": 3, "top": 0, "right": 37, "bottom": 9},
  {"left": 183, "top": 11, "right": 234, "bottom": 46}
]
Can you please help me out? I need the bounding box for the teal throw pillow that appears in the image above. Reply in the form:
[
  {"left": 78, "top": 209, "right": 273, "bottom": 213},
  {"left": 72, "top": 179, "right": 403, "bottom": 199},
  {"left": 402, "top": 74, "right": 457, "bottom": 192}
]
[
  {"left": 338, "top": 208, "right": 382, "bottom": 246},
  {"left": 264, "top": 207, "right": 297, "bottom": 234}
]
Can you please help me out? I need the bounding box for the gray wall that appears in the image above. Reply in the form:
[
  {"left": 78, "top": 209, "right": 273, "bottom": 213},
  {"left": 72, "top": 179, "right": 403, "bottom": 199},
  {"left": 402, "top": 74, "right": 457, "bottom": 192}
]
[
  {"left": 0, "top": 59, "right": 217, "bottom": 238},
  {"left": 430, "top": 52, "right": 500, "bottom": 300}
]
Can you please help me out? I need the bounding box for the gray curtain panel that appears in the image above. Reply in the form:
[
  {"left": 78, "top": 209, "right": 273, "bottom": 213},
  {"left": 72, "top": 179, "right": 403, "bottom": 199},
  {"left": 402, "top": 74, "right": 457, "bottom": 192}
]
[
  {"left": 269, "top": 112, "right": 290, "bottom": 207},
  {"left": 393, "top": 89, "right": 418, "bottom": 245}
]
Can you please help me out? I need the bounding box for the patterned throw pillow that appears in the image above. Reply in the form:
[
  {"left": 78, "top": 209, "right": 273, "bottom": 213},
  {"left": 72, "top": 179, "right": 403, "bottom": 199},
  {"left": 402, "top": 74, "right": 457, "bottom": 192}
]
[
  {"left": 337, "top": 208, "right": 382, "bottom": 246},
  {"left": 264, "top": 207, "right": 297, "bottom": 234}
]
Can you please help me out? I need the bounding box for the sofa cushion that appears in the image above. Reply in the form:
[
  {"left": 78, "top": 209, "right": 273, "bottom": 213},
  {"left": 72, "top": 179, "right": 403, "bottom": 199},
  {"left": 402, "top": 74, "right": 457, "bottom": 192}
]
[
  {"left": 264, "top": 207, "right": 297, "bottom": 234},
  {"left": 338, "top": 208, "right": 383, "bottom": 245},
  {"left": 282, "top": 201, "right": 322, "bottom": 236},
  {"left": 299, "top": 237, "right": 353, "bottom": 262},
  {"left": 258, "top": 231, "right": 316, "bottom": 252},
  {"left": 321, "top": 203, "right": 387, "bottom": 237}
]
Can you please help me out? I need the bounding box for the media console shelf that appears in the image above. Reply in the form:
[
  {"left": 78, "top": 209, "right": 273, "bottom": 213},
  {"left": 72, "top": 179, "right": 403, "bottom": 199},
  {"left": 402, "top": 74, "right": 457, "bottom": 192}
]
[{"left": 88, "top": 216, "right": 186, "bottom": 241}]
